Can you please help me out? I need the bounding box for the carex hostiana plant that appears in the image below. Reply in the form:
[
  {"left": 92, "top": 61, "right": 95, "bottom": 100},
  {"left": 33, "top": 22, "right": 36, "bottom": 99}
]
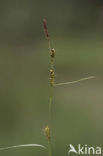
[
  {"left": 0, "top": 19, "right": 95, "bottom": 156},
  {"left": 43, "top": 18, "right": 95, "bottom": 156}
]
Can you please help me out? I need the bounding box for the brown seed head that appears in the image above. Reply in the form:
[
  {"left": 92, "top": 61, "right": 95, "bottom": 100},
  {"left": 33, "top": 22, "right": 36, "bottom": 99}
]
[{"left": 43, "top": 18, "right": 49, "bottom": 39}]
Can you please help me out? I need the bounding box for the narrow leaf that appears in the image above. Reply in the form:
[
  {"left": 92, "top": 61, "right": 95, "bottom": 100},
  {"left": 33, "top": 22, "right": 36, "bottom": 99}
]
[
  {"left": 0, "top": 144, "right": 47, "bottom": 151},
  {"left": 55, "top": 76, "right": 96, "bottom": 86}
]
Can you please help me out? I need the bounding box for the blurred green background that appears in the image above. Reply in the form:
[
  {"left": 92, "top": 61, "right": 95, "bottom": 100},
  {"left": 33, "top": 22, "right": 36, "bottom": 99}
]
[{"left": 0, "top": 0, "right": 103, "bottom": 156}]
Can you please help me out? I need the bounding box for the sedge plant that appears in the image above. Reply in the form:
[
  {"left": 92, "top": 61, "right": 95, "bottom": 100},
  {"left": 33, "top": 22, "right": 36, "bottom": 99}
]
[{"left": 0, "top": 19, "right": 95, "bottom": 156}]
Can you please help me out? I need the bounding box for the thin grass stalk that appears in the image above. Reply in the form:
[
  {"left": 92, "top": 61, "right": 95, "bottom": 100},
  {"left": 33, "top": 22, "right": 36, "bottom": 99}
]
[
  {"left": 43, "top": 19, "right": 95, "bottom": 156},
  {"left": 48, "top": 139, "right": 52, "bottom": 156},
  {"left": 43, "top": 18, "right": 54, "bottom": 156}
]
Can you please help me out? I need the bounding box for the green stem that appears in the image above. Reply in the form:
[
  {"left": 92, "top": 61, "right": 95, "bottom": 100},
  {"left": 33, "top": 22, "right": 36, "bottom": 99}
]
[
  {"left": 47, "top": 32, "right": 54, "bottom": 156},
  {"left": 48, "top": 139, "right": 52, "bottom": 156},
  {"left": 49, "top": 86, "right": 53, "bottom": 125},
  {"left": 49, "top": 96, "right": 52, "bottom": 125}
]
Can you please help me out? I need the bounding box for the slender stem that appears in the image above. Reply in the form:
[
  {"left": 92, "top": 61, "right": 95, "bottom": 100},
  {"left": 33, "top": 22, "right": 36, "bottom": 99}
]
[
  {"left": 43, "top": 19, "right": 54, "bottom": 156},
  {"left": 48, "top": 139, "right": 52, "bottom": 156},
  {"left": 48, "top": 37, "right": 54, "bottom": 156},
  {"left": 49, "top": 96, "right": 52, "bottom": 123},
  {"left": 48, "top": 38, "right": 54, "bottom": 126},
  {"left": 49, "top": 86, "right": 54, "bottom": 126},
  {"left": 48, "top": 39, "right": 51, "bottom": 52},
  {"left": 47, "top": 87, "right": 53, "bottom": 156}
]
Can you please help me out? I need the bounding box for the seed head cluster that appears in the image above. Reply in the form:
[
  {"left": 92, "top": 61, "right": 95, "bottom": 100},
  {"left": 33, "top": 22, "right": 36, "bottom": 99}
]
[{"left": 44, "top": 126, "right": 51, "bottom": 140}]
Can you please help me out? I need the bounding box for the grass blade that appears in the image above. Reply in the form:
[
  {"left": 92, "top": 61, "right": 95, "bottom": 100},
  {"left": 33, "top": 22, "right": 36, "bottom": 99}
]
[
  {"left": 0, "top": 144, "right": 47, "bottom": 151},
  {"left": 55, "top": 76, "right": 96, "bottom": 86}
]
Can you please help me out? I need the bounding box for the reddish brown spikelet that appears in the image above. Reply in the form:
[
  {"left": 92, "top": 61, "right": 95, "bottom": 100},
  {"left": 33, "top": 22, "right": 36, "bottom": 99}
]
[{"left": 43, "top": 18, "right": 49, "bottom": 38}]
